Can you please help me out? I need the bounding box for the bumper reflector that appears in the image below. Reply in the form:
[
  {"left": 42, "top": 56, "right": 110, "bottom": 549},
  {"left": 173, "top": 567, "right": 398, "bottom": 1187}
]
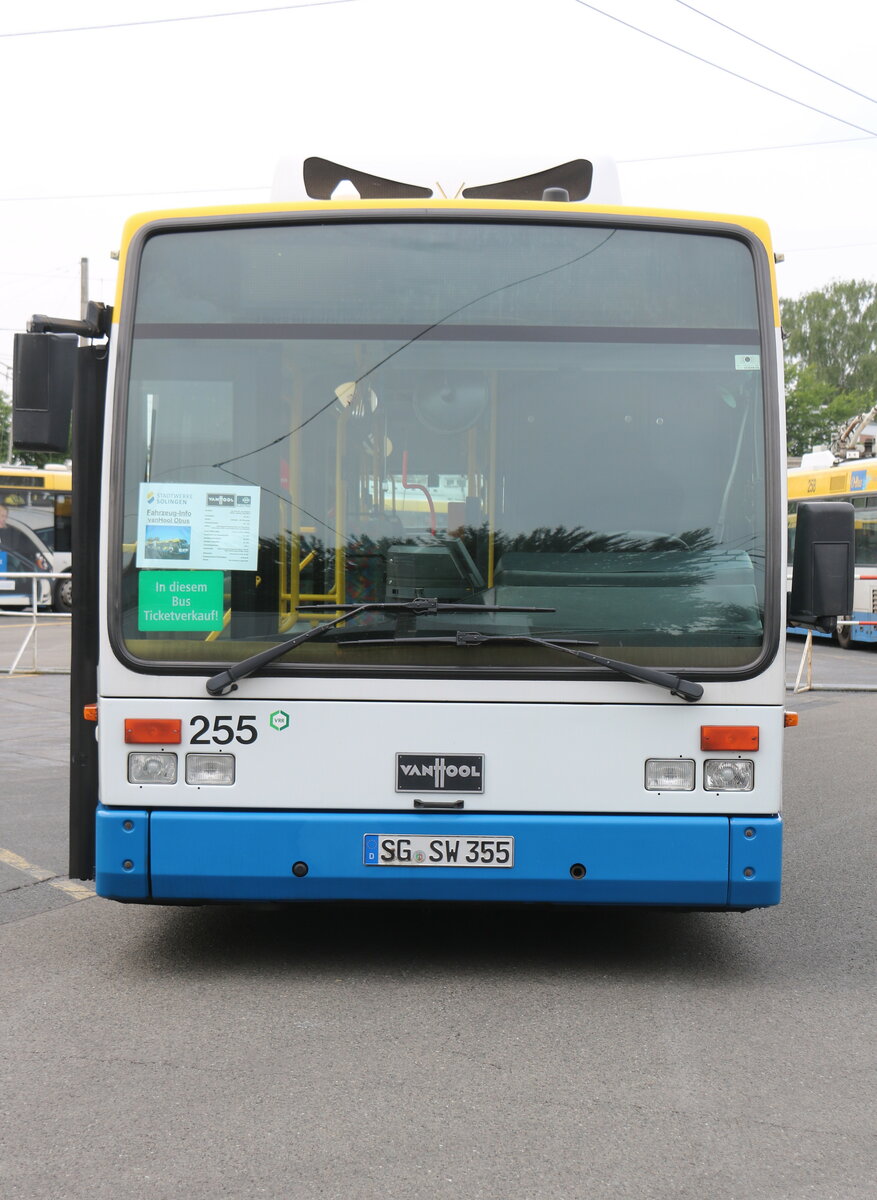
[
  {"left": 186, "top": 753, "right": 235, "bottom": 785},
  {"left": 128, "top": 751, "right": 177, "bottom": 784},
  {"left": 645, "top": 758, "right": 695, "bottom": 791},
  {"left": 704, "top": 759, "right": 754, "bottom": 791}
]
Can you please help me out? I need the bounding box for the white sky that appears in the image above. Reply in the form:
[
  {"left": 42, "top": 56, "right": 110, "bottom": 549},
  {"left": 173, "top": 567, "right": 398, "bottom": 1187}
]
[{"left": 1, "top": 0, "right": 875, "bottom": 388}]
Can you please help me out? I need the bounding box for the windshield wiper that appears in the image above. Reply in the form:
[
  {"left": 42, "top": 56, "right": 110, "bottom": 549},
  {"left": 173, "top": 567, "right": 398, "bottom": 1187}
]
[
  {"left": 342, "top": 630, "right": 704, "bottom": 702},
  {"left": 205, "top": 598, "right": 554, "bottom": 696}
]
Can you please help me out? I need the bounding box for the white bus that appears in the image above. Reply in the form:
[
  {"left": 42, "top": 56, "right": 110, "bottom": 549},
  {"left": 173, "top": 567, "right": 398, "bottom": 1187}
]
[{"left": 14, "top": 156, "right": 853, "bottom": 910}]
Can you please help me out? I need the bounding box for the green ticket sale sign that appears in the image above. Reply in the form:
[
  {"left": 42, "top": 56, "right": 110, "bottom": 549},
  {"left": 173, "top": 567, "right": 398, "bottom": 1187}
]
[{"left": 138, "top": 570, "right": 224, "bottom": 631}]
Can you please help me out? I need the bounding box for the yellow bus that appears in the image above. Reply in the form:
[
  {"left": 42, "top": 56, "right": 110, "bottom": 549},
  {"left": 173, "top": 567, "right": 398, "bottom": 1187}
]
[
  {"left": 0, "top": 464, "right": 71, "bottom": 559},
  {"left": 0, "top": 464, "right": 71, "bottom": 508},
  {"left": 788, "top": 459, "right": 877, "bottom": 647}
]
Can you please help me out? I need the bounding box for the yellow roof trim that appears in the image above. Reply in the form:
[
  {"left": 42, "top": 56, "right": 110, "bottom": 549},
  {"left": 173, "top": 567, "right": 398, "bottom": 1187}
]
[{"left": 113, "top": 198, "right": 778, "bottom": 324}]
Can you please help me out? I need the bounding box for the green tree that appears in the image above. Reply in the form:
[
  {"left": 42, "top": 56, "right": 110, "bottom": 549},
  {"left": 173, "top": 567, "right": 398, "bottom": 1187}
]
[
  {"left": 0, "top": 389, "right": 11, "bottom": 463},
  {"left": 784, "top": 367, "right": 872, "bottom": 460},
  {"left": 782, "top": 280, "right": 877, "bottom": 456}
]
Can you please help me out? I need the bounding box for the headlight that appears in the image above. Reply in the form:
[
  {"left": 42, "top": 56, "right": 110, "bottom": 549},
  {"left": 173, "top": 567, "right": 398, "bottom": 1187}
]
[
  {"left": 186, "top": 753, "right": 235, "bottom": 785},
  {"left": 128, "top": 751, "right": 177, "bottom": 784},
  {"left": 645, "top": 759, "right": 696, "bottom": 791},
  {"left": 704, "top": 759, "right": 754, "bottom": 791}
]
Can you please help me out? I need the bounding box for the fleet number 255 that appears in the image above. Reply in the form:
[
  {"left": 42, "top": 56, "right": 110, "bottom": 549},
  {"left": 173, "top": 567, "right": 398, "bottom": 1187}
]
[{"left": 189, "top": 715, "right": 258, "bottom": 745}]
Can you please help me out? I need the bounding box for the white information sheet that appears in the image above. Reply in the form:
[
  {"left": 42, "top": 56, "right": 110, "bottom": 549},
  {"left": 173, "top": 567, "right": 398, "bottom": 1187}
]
[{"left": 136, "top": 482, "right": 261, "bottom": 571}]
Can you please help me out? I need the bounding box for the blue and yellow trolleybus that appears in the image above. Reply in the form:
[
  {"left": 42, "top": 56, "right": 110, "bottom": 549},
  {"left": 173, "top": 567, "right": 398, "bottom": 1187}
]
[
  {"left": 788, "top": 459, "right": 877, "bottom": 648},
  {"left": 13, "top": 155, "right": 853, "bottom": 909},
  {"left": 0, "top": 463, "right": 72, "bottom": 509}
]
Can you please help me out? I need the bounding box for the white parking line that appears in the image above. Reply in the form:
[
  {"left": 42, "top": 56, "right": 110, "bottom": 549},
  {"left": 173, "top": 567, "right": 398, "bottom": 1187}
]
[{"left": 0, "top": 846, "right": 95, "bottom": 901}]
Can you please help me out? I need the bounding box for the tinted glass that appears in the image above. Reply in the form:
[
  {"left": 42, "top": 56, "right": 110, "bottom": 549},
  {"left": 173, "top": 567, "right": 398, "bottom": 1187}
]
[{"left": 119, "top": 219, "right": 768, "bottom": 671}]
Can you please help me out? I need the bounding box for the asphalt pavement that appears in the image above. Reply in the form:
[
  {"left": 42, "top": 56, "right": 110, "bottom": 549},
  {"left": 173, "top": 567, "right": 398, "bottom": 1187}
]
[
  {"left": 0, "top": 611, "right": 71, "bottom": 676},
  {"left": 0, "top": 631, "right": 874, "bottom": 1199}
]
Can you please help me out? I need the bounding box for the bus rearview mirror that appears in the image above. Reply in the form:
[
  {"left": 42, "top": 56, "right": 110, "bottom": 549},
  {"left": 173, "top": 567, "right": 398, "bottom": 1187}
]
[
  {"left": 788, "top": 500, "right": 855, "bottom": 632},
  {"left": 12, "top": 332, "right": 77, "bottom": 452}
]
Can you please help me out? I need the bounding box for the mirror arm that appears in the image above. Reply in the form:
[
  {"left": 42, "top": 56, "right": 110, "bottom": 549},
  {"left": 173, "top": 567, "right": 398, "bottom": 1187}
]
[{"left": 28, "top": 301, "right": 112, "bottom": 340}]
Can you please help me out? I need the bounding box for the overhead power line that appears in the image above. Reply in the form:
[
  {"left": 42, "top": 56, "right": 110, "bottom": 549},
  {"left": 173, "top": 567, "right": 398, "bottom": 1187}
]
[
  {"left": 674, "top": 1, "right": 877, "bottom": 106},
  {"left": 570, "top": 0, "right": 877, "bottom": 138},
  {"left": 1, "top": 129, "right": 875, "bottom": 203},
  {"left": 0, "top": 185, "right": 270, "bottom": 204},
  {"left": 0, "top": 0, "right": 356, "bottom": 39},
  {"left": 783, "top": 240, "right": 877, "bottom": 254},
  {"left": 619, "top": 134, "right": 875, "bottom": 163}
]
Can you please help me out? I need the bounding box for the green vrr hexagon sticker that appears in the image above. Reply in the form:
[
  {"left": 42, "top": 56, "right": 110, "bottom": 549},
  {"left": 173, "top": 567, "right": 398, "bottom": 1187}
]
[{"left": 269, "top": 710, "right": 290, "bottom": 732}]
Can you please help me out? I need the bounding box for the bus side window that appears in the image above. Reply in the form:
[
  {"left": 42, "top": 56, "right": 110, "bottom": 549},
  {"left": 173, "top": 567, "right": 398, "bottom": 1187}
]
[{"left": 855, "top": 511, "right": 877, "bottom": 565}]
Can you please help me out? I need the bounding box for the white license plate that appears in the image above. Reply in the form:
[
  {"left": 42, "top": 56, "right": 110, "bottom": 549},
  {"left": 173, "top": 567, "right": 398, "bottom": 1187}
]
[{"left": 363, "top": 834, "right": 514, "bottom": 868}]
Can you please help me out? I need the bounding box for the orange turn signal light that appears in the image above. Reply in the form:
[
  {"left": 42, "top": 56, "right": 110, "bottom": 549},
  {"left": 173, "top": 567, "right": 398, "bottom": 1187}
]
[
  {"left": 784, "top": 712, "right": 799, "bottom": 727},
  {"left": 124, "top": 718, "right": 182, "bottom": 745},
  {"left": 700, "top": 725, "right": 759, "bottom": 752},
  {"left": 83, "top": 704, "right": 98, "bottom": 722}
]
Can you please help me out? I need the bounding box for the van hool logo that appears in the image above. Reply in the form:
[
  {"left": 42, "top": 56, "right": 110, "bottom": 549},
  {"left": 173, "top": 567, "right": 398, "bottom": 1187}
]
[{"left": 396, "top": 753, "right": 484, "bottom": 793}]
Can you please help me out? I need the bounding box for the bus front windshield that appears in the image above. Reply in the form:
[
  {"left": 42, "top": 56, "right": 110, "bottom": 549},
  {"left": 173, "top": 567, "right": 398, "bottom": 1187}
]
[{"left": 118, "top": 218, "right": 769, "bottom": 673}]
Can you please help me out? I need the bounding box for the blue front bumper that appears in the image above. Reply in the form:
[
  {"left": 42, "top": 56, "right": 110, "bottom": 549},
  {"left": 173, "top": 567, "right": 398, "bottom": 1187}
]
[{"left": 95, "top": 807, "right": 781, "bottom": 910}]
